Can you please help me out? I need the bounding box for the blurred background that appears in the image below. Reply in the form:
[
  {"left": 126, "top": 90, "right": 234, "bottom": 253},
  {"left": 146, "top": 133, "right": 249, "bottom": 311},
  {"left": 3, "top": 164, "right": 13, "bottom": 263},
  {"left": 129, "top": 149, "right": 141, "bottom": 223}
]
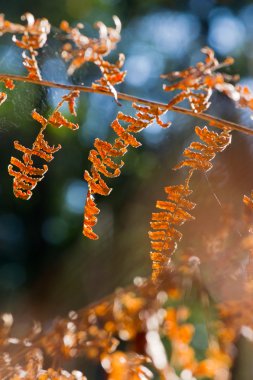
[{"left": 0, "top": 0, "right": 253, "bottom": 337}]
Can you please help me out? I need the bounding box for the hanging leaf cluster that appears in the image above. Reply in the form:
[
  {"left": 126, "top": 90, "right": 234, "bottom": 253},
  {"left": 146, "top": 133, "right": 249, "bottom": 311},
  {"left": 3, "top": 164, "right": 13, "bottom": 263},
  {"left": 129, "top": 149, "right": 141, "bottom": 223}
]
[
  {"left": 8, "top": 90, "right": 80, "bottom": 200},
  {"left": 83, "top": 102, "right": 170, "bottom": 239}
]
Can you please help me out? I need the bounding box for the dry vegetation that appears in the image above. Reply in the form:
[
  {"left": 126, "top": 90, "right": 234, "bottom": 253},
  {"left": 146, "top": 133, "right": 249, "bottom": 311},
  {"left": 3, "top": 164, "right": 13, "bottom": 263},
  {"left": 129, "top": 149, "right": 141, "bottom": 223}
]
[{"left": 0, "top": 12, "right": 253, "bottom": 380}]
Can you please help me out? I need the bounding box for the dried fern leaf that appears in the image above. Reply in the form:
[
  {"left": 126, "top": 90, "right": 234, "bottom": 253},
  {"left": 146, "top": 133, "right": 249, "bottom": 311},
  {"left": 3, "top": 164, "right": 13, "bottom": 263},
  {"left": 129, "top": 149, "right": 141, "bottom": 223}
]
[
  {"left": 83, "top": 103, "right": 171, "bottom": 239},
  {"left": 162, "top": 47, "right": 236, "bottom": 113},
  {"left": 48, "top": 110, "right": 79, "bottom": 130},
  {"left": 22, "top": 50, "right": 41, "bottom": 80},
  {"left": 8, "top": 133, "right": 59, "bottom": 200},
  {"left": 83, "top": 191, "right": 100, "bottom": 240},
  {"left": 84, "top": 169, "right": 112, "bottom": 197},
  {"left": 150, "top": 177, "right": 196, "bottom": 281},
  {"left": 32, "top": 109, "right": 48, "bottom": 127},
  {"left": 150, "top": 126, "right": 232, "bottom": 282},
  {"left": 9, "top": 91, "right": 79, "bottom": 201},
  {"left": 62, "top": 90, "right": 80, "bottom": 116},
  {"left": 174, "top": 126, "right": 232, "bottom": 172},
  {"left": 60, "top": 16, "right": 126, "bottom": 102},
  {"left": 12, "top": 13, "right": 50, "bottom": 80}
]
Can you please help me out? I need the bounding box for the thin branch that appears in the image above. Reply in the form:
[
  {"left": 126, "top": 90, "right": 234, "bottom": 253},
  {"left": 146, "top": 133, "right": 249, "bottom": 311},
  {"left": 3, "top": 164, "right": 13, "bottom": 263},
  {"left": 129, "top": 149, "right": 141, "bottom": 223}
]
[{"left": 1, "top": 73, "right": 253, "bottom": 136}]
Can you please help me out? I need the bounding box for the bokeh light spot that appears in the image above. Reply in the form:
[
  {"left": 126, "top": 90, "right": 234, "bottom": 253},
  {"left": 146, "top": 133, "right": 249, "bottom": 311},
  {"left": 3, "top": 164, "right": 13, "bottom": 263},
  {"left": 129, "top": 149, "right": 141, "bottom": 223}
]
[
  {"left": 65, "top": 180, "right": 87, "bottom": 214},
  {"left": 208, "top": 10, "right": 246, "bottom": 55}
]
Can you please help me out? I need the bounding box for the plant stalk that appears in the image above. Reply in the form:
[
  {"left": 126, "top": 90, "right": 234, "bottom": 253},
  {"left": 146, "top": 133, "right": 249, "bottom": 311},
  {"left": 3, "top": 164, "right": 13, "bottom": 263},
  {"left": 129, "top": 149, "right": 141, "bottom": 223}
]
[{"left": 1, "top": 73, "right": 253, "bottom": 136}]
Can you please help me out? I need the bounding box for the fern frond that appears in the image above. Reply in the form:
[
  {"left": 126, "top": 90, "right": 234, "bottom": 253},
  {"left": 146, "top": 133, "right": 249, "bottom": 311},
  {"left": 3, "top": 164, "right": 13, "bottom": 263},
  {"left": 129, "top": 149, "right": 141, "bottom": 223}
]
[
  {"left": 150, "top": 173, "right": 196, "bottom": 281},
  {"left": 60, "top": 16, "right": 122, "bottom": 74},
  {"left": 48, "top": 111, "right": 79, "bottom": 130},
  {"left": 150, "top": 126, "right": 232, "bottom": 282},
  {"left": 60, "top": 17, "right": 126, "bottom": 102},
  {"left": 8, "top": 91, "right": 80, "bottom": 200},
  {"left": 162, "top": 47, "right": 236, "bottom": 113},
  {"left": 8, "top": 132, "right": 60, "bottom": 200},
  {"left": 174, "top": 127, "right": 231, "bottom": 172},
  {"left": 12, "top": 13, "right": 50, "bottom": 80},
  {"left": 174, "top": 126, "right": 232, "bottom": 172},
  {"left": 83, "top": 103, "right": 171, "bottom": 239},
  {"left": 62, "top": 90, "right": 80, "bottom": 116},
  {"left": 83, "top": 191, "right": 100, "bottom": 240},
  {"left": 92, "top": 53, "right": 126, "bottom": 103}
]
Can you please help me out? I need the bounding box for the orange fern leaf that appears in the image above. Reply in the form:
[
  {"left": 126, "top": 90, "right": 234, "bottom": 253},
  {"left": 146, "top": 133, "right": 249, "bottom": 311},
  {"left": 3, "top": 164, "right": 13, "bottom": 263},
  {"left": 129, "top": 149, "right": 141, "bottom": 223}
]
[
  {"left": 48, "top": 110, "right": 79, "bottom": 130},
  {"left": 8, "top": 132, "right": 61, "bottom": 200},
  {"left": 162, "top": 47, "right": 236, "bottom": 113},
  {"left": 12, "top": 13, "right": 50, "bottom": 80},
  {"left": 111, "top": 119, "right": 141, "bottom": 148},
  {"left": 84, "top": 169, "right": 112, "bottom": 197},
  {"left": 61, "top": 16, "right": 122, "bottom": 74},
  {"left": 174, "top": 126, "right": 232, "bottom": 172},
  {"left": 9, "top": 91, "right": 80, "bottom": 200},
  {"left": 60, "top": 16, "right": 126, "bottom": 102},
  {"left": 62, "top": 90, "right": 80, "bottom": 116},
  {"left": 150, "top": 175, "right": 196, "bottom": 281},
  {"left": 83, "top": 191, "right": 100, "bottom": 240},
  {"left": 32, "top": 109, "right": 48, "bottom": 127},
  {"left": 150, "top": 126, "right": 232, "bottom": 281},
  {"left": 92, "top": 53, "right": 126, "bottom": 103},
  {"left": 83, "top": 103, "right": 171, "bottom": 239},
  {"left": 131, "top": 103, "right": 171, "bottom": 129},
  {"left": 48, "top": 90, "right": 80, "bottom": 130},
  {"left": 21, "top": 50, "right": 41, "bottom": 80}
]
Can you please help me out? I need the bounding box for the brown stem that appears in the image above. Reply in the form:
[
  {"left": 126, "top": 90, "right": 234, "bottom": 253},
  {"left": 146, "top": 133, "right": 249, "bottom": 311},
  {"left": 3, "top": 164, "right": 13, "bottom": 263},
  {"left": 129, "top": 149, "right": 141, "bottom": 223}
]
[{"left": 1, "top": 73, "right": 253, "bottom": 136}]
